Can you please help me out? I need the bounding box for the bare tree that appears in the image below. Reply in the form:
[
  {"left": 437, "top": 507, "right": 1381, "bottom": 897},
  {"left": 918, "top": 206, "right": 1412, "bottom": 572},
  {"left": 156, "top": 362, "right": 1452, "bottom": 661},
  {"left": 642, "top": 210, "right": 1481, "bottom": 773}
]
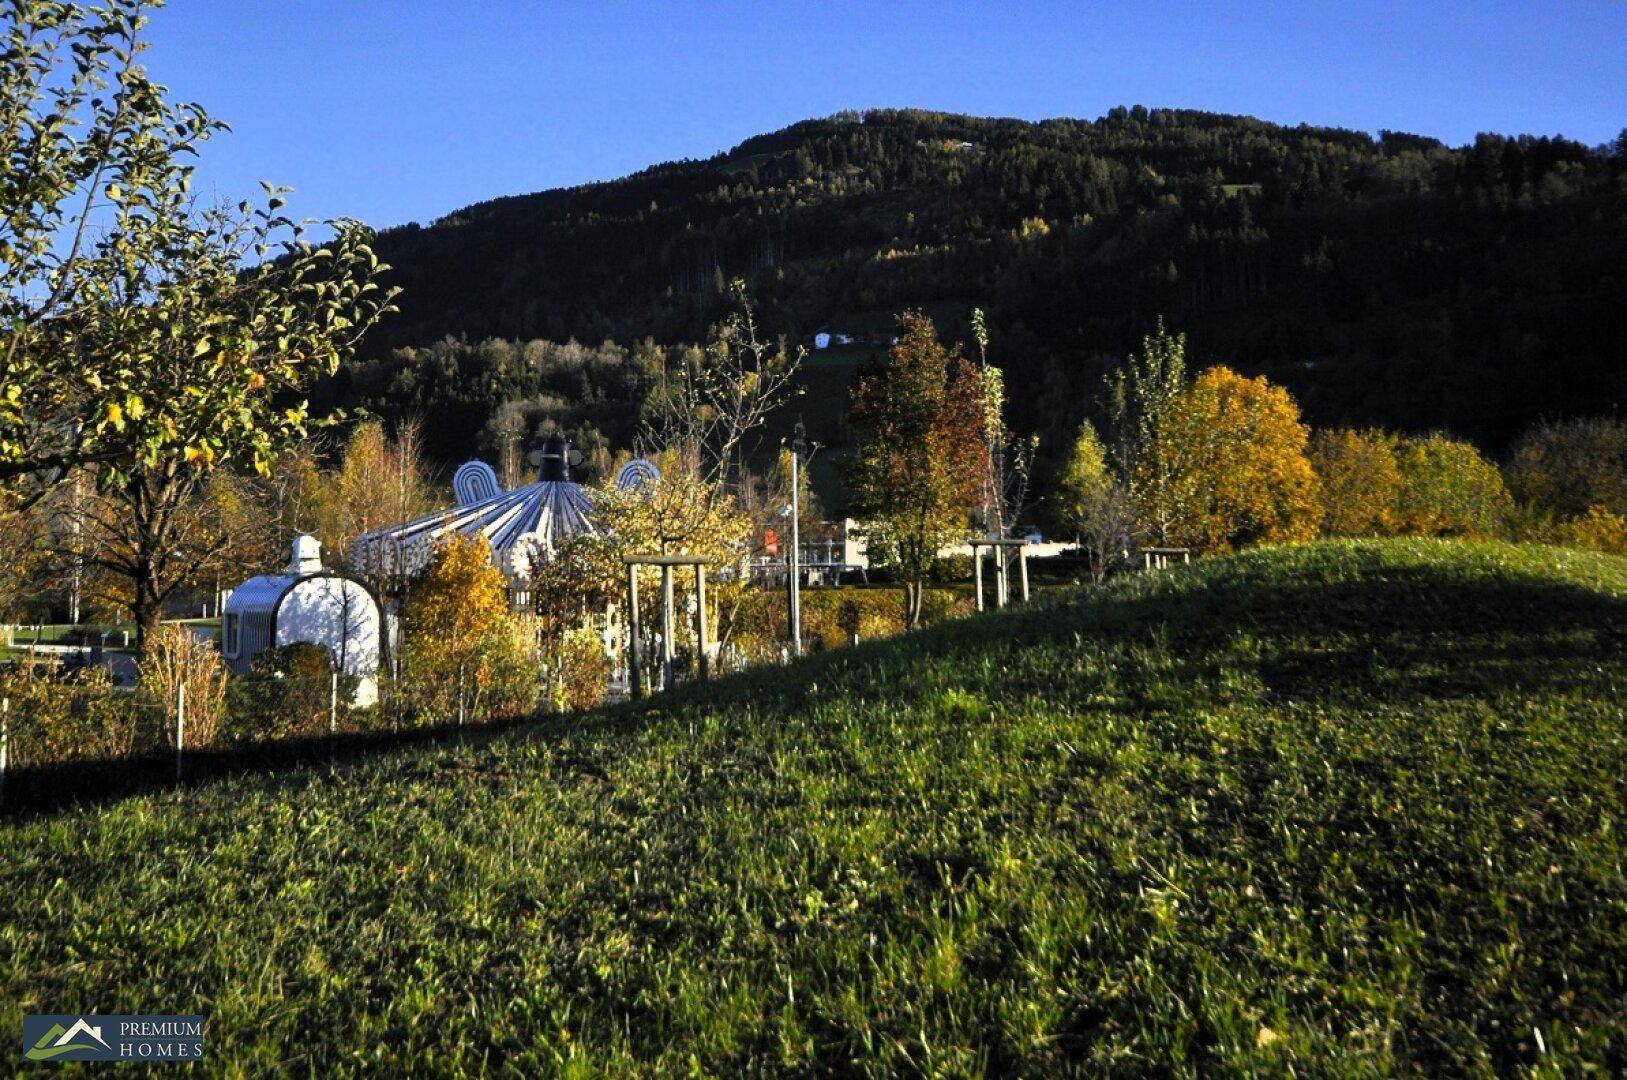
[{"left": 642, "top": 281, "right": 803, "bottom": 500}]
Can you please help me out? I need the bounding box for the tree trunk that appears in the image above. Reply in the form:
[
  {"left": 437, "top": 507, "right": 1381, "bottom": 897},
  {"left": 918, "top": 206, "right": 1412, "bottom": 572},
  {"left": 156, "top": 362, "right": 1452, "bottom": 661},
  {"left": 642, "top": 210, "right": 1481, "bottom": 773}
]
[
  {"left": 904, "top": 579, "right": 923, "bottom": 629},
  {"left": 131, "top": 589, "right": 162, "bottom": 655}
]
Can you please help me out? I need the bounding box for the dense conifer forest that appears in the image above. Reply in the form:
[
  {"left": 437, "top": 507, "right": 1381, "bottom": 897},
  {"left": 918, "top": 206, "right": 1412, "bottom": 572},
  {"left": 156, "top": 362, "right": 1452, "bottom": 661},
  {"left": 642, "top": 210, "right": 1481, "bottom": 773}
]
[{"left": 315, "top": 107, "right": 1627, "bottom": 470}]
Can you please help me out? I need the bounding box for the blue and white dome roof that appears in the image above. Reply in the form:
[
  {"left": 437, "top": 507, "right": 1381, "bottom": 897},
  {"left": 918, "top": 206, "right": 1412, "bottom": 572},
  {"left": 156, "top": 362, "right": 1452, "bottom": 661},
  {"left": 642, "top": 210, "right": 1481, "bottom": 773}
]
[{"left": 350, "top": 436, "right": 595, "bottom": 581}]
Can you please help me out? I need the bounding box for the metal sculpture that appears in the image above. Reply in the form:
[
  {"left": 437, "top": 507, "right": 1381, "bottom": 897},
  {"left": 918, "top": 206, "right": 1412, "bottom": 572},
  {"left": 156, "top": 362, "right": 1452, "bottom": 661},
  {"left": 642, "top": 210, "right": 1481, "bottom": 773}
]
[
  {"left": 615, "top": 457, "right": 661, "bottom": 493},
  {"left": 452, "top": 460, "right": 502, "bottom": 507}
]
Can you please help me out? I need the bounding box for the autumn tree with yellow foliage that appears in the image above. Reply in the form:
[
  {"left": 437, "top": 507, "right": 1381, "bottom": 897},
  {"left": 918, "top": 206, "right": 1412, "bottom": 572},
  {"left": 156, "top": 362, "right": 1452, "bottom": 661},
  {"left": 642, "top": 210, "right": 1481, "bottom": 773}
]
[
  {"left": 1309, "top": 428, "right": 1403, "bottom": 536},
  {"left": 402, "top": 535, "right": 539, "bottom": 721},
  {"left": 1056, "top": 420, "right": 1133, "bottom": 580},
  {"left": 1553, "top": 505, "right": 1627, "bottom": 555},
  {"left": 1388, "top": 434, "right": 1512, "bottom": 538},
  {"left": 1149, "top": 366, "right": 1322, "bottom": 551}
]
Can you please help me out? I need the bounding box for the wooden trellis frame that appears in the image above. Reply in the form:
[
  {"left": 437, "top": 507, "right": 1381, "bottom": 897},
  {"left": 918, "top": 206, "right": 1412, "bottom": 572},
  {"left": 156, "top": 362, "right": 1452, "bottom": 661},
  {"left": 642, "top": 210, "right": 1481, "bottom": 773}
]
[
  {"left": 968, "top": 539, "right": 1031, "bottom": 611},
  {"left": 1140, "top": 547, "right": 1192, "bottom": 571},
  {"left": 624, "top": 555, "right": 715, "bottom": 699}
]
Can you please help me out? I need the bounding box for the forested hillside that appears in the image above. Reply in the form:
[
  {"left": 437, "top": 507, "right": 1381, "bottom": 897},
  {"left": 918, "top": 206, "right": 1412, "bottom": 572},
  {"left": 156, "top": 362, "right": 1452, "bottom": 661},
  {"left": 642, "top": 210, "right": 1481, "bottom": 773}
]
[{"left": 319, "top": 107, "right": 1627, "bottom": 469}]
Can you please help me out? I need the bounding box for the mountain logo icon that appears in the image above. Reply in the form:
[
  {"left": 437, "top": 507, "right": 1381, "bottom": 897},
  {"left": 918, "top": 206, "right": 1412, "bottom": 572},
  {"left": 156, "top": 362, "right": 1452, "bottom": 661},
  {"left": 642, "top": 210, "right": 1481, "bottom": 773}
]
[{"left": 24, "top": 1017, "right": 110, "bottom": 1061}]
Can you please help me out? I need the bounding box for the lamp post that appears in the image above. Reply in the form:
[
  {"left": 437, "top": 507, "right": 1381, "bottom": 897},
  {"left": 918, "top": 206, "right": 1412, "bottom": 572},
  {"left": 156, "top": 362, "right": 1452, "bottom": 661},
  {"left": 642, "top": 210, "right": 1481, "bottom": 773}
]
[{"left": 787, "top": 421, "right": 807, "bottom": 658}]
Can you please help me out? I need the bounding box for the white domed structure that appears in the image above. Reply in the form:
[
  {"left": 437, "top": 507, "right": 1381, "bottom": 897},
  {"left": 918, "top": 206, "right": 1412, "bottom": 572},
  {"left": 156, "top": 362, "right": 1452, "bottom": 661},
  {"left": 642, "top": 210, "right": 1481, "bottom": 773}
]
[
  {"left": 222, "top": 534, "right": 383, "bottom": 703},
  {"left": 350, "top": 435, "right": 597, "bottom": 583}
]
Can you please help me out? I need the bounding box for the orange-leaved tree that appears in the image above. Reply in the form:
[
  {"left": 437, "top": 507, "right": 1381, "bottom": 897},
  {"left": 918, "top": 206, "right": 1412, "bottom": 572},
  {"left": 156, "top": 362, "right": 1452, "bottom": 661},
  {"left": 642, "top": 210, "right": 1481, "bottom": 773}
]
[
  {"left": 403, "top": 535, "right": 537, "bottom": 719},
  {"left": 1310, "top": 428, "right": 1403, "bottom": 536},
  {"left": 1152, "top": 366, "right": 1322, "bottom": 551},
  {"left": 847, "top": 313, "right": 988, "bottom": 627}
]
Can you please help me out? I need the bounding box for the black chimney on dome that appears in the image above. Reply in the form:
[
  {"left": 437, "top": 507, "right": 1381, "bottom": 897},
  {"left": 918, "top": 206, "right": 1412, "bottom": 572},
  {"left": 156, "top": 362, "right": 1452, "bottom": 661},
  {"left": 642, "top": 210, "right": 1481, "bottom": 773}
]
[{"left": 537, "top": 434, "right": 570, "bottom": 482}]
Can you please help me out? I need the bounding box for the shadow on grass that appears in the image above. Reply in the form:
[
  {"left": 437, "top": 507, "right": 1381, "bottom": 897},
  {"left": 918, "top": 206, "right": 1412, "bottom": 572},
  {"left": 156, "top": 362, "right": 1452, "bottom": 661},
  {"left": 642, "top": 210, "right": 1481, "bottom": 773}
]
[{"left": 0, "top": 711, "right": 585, "bottom": 821}]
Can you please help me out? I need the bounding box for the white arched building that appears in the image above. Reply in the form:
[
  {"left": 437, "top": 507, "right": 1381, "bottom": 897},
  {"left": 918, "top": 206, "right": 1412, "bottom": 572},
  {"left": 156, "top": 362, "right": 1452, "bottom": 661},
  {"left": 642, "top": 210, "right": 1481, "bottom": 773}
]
[{"left": 222, "top": 535, "right": 383, "bottom": 703}]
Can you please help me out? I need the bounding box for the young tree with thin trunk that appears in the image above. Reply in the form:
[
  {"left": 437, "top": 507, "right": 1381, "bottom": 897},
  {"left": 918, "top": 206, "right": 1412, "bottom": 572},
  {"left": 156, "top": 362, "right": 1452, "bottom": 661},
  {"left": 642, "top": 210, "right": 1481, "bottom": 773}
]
[
  {"left": 642, "top": 280, "right": 803, "bottom": 499},
  {"left": 846, "top": 313, "right": 987, "bottom": 628},
  {"left": 1106, "top": 320, "right": 1191, "bottom": 547},
  {"left": 969, "top": 308, "right": 1038, "bottom": 539},
  {"left": 1056, "top": 420, "right": 1134, "bottom": 581}
]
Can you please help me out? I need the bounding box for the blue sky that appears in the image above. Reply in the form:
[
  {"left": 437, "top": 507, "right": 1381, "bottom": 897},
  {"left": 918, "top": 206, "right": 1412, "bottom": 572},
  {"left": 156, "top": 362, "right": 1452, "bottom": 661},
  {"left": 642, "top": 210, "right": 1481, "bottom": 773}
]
[{"left": 145, "top": 1, "right": 1625, "bottom": 229}]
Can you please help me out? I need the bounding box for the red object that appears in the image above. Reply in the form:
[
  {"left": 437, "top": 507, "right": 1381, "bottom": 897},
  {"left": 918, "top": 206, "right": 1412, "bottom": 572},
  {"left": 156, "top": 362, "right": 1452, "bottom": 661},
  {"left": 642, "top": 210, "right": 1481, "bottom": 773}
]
[{"left": 764, "top": 529, "right": 779, "bottom": 557}]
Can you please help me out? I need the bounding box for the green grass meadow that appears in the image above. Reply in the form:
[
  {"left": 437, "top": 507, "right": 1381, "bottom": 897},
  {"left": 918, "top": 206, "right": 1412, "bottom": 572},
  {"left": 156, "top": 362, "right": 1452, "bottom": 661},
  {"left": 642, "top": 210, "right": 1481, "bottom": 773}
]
[{"left": 1, "top": 540, "right": 1622, "bottom": 1074}]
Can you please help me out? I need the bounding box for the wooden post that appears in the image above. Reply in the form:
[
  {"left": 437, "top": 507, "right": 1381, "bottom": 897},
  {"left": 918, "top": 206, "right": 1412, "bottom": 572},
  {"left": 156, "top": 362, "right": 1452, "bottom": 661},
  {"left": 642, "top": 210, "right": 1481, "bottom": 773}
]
[
  {"left": 626, "top": 564, "right": 642, "bottom": 700},
  {"left": 175, "top": 682, "right": 186, "bottom": 782},
  {"left": 694, "top": 565, "right": 709, "bottom": 681},
  {"left": 973, "top": 545, "right": 985, "bottom": 612},
  {"left": 1018, "top": 546, "right": 1030, "bottom": 602},
  {"left": 660, "top": 564, "right": 675, "bottom": 690},
  {"left": 996, "top": 546, "right": 1009, "bottom": 609},
  {"left": 329, "top": 671, "right": 339, "bottom": 736},
  {"left": 1, "top": 696, "right": 8, "bottom": 803}
]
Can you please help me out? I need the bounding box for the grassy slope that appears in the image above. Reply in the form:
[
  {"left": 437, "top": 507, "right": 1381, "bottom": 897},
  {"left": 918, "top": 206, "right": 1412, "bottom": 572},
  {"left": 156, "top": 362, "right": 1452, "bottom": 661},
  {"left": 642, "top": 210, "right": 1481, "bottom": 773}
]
[{"left": 1, "top": 540, "right": 1622, "bottom": 1075}]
